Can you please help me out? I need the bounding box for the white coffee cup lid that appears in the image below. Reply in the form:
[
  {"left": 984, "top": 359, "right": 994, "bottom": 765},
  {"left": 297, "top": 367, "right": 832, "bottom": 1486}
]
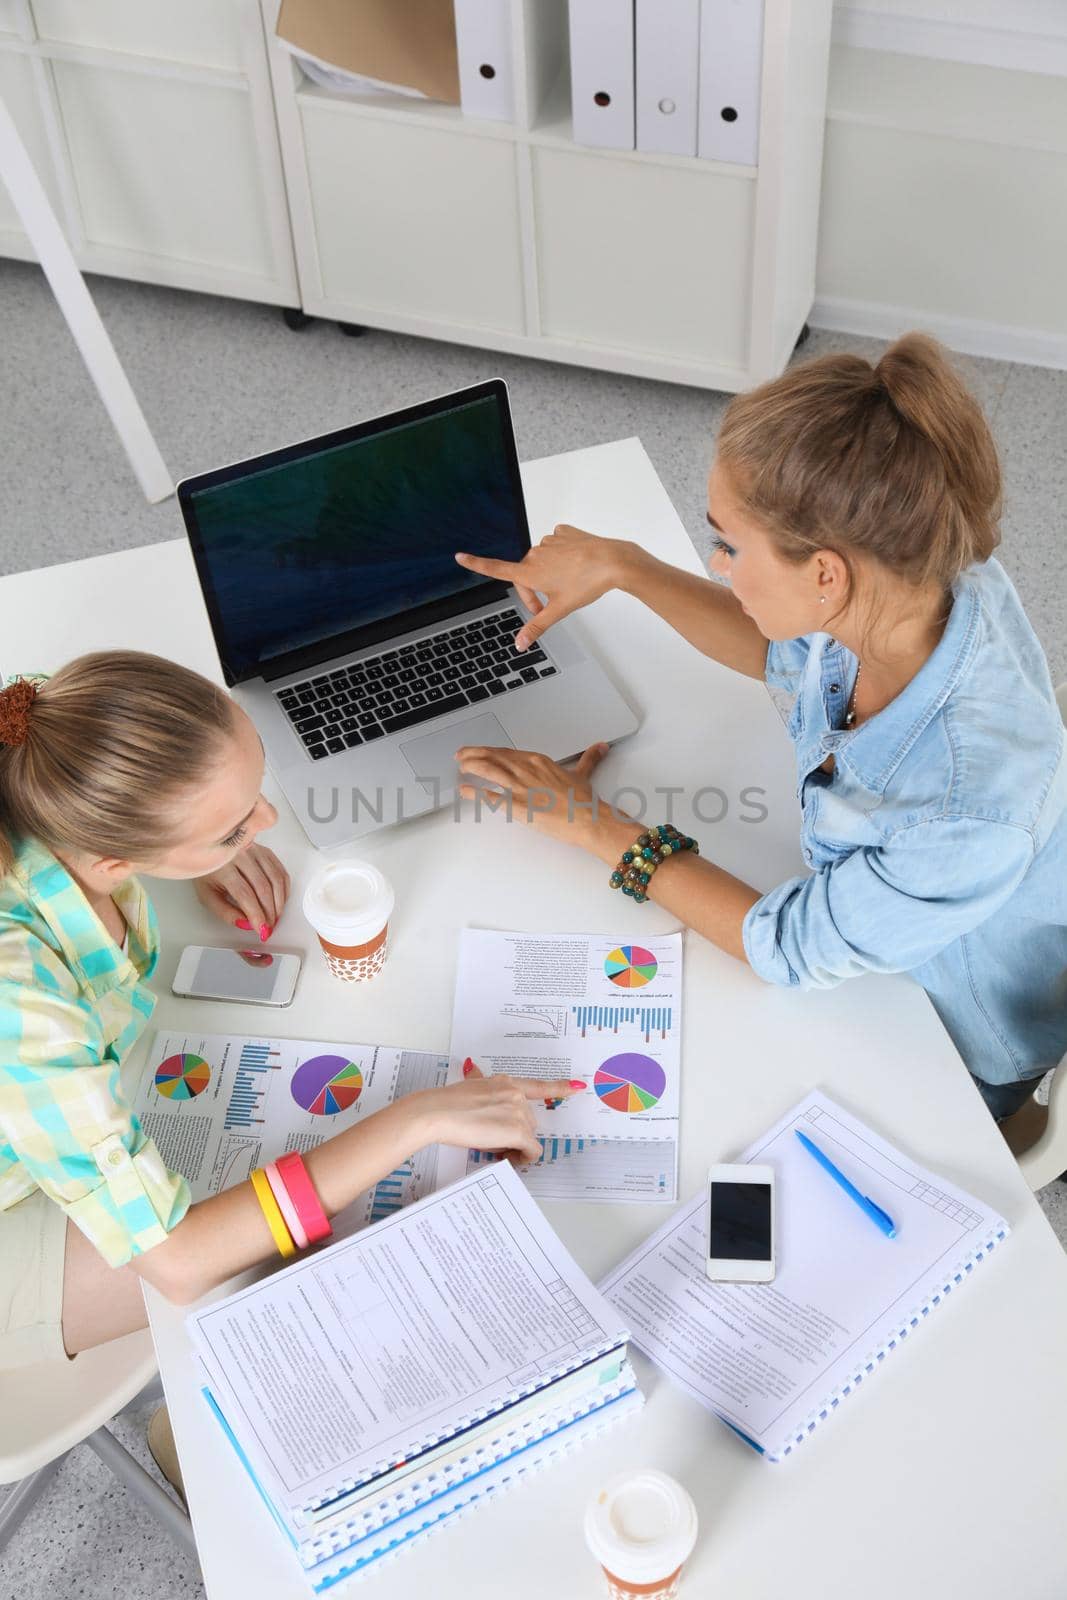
[
  {"left": 584, "top": 1470, "right": 698, "bottom": 1584},
  {"left": 302, "top": 859, "right": 394, "bottom": 945}
]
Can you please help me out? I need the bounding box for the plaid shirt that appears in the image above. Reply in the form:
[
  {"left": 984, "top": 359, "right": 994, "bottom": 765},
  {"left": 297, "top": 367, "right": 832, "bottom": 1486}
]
[{"left": 0, "top": 837, "right": 190, "bottom": 1267}]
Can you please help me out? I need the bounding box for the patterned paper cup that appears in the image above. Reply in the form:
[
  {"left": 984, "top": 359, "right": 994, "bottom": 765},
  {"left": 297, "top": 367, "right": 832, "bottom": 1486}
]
[
  {"left": 302, "top": 860, "right": 394, "bottom": 983},
  {"left": 584, "top": 1471, "right": 698, "bottom": 1600}
]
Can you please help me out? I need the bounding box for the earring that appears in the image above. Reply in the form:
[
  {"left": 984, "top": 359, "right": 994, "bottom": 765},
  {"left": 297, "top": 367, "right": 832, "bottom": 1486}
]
[{"left": 819, "top": 597, "right": 826, "bottom": 605}]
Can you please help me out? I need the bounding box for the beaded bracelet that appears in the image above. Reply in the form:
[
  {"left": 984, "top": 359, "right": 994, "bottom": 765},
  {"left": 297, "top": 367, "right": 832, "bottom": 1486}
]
[{"left": 609, "top": 822, "right": 699, "bottom": 903}]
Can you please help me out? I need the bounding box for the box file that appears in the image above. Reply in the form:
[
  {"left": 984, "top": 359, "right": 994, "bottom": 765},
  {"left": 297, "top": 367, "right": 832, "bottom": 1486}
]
[
  {"left": 455, "top": 0, "right": 515, "bottom": 122},
  {"left": 569, "top": 0, "right": 635, "bottom": 151},
  {"left": 636, "top": 0, "right": 699, "bottom": 157},
  {"left": 697, "top": 0, "right": 764, "bottom": 165}
]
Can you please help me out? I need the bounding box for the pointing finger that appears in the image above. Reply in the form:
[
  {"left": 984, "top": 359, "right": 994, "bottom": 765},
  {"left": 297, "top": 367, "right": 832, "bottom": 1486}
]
[{"left": 455, "top": 552, "right": 525, "bottom": 583}]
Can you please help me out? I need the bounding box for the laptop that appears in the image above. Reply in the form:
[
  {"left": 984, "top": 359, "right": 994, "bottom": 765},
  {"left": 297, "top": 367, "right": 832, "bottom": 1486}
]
[{"left": 177, "top": 380, "right": 639, "bottom": 848}]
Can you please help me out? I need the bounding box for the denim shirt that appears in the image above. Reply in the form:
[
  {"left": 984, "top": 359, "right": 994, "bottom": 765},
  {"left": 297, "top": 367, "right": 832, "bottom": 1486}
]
[{"left": 742, "top": 558, "right": 1067, "bottom": 1087}]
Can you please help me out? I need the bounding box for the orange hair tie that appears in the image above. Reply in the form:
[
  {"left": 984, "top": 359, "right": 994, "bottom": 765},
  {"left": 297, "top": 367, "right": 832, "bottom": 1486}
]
[{"left": 0, "top": 678, "right": 38, "bottom": 747}]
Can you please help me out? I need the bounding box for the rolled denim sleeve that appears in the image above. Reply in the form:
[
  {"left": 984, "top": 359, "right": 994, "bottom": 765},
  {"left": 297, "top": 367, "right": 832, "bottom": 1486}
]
[{"left": 743, "top": 816, "right": 1036, "bottom": 989}]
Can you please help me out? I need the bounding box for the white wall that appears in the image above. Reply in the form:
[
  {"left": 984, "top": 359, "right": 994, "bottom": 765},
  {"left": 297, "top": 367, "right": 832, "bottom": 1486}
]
[
  {"left": 832, "top": 0, "right": 1067, "bottom": 74},
  {"left": 815, "top": 4, "right": 1067, "bottom": 366}
]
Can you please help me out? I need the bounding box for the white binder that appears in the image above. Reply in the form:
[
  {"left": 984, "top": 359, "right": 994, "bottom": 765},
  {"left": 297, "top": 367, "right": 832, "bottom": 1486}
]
[
  {"left": 455, "top": 0, "right": 515, "bottom": 122},
  {"left": 636, "top": 0, "right": 700, "bottom": 157},
  {"left": 569, "top": 0, "right": 635, "bottom": 151},
  {"left": 697, "top": 0, "right": 764, "bottom": 166}
]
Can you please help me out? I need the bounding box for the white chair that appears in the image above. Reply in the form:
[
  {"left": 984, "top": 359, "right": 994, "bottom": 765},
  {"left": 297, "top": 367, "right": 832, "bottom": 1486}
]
[
  {"left": 1017, "top": 681, "right": 1067, "bottom": 1192},
  {"left": 0, "top": 1328, "right": 197, "bottom": 1560}
]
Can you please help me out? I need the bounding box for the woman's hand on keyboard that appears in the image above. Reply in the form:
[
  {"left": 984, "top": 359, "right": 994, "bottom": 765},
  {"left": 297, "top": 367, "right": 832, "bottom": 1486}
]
[{"left": 455, "top": 524, "right": 635, "bottom": 651}]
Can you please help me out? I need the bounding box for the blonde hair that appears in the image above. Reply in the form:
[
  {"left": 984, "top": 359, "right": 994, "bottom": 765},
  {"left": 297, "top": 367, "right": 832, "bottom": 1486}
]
[
  {"left": 0, "top": 651, "right": 237, "bottom": 877},
  {"left": 717, "top": 331, "right": 1001, "bottom": 591}
]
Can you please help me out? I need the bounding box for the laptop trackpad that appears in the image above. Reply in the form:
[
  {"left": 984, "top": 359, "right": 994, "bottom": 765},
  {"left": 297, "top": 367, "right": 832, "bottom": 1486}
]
[{"left": 400, "top": 714, "right": 516, "bottom": 796}]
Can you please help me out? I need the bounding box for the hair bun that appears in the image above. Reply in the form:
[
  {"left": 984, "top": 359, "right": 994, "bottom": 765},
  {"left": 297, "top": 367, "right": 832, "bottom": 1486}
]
[{"left": 0, "top": 678, "right": 39, "bottom": 747}]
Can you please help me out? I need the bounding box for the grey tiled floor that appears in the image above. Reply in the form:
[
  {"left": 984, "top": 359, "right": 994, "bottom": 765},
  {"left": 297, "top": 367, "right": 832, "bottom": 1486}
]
[
  {"left": 0, "top": 260, "right": 1064, "bottom": 682},
  {"left": 0, "top": 261, "right": 1064, "bottom": 1597}
]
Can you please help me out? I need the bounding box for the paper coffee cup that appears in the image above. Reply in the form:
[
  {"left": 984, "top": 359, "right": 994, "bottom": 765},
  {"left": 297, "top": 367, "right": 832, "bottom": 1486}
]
[
  {"left": 584, "top": 1471, "right": 698, "bottom": 1600},
  {"left": 302, "top": 860, "right": 395, "bottom": 983}
]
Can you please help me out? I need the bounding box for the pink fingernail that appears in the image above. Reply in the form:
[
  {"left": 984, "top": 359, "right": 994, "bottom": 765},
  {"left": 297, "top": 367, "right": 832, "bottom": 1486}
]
[
  {"left": 515, "top": 634, "right": 528, "bottom": 651},
  {"left": 462, "top": 1057, "right": 475, "bottom": 1078},
  {"left": 259, "top": 924, "right": 271, "bottom": 941},
  {"left": 568, "top": 1080, "right": 588, "bottom": 1090},
  {"left": 235, "top": 918, "right": 253, "bottom": 931}
]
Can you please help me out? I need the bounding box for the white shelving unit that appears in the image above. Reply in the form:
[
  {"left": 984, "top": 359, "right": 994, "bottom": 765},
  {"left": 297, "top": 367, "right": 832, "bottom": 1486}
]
[
  {"left": 0, "top": 0, "right": 298, "bottom": 308},
  {"left": 266, "top": 0, "right": 834, "bottom": 390},
  {"left": 0, "top": 0, "right": 834, "bottom": 390}
]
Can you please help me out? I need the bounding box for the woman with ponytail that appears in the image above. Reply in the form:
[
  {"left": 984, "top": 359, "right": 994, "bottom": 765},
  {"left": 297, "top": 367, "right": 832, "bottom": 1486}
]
[
  {"left": 454, "top": 333, "right": 1067, "bottom": 1147},
  {"left": 0, "top": 652, "right": 562, "bottom": 1381}
]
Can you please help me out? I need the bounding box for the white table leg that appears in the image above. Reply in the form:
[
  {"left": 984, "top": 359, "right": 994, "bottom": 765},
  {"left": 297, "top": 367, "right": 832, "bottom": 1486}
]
[{"left": 0, "top": 91, "right": 173, "bottom": 505}]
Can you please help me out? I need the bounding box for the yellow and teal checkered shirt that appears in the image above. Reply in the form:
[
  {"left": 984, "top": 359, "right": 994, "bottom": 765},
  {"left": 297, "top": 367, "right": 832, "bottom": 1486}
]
[{"left": 0, "top": 837, "right": 190, "bottom": 1267}]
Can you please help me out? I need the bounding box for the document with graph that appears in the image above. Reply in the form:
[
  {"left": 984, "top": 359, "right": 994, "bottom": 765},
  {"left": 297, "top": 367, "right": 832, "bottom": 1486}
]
[
  {"left": 438, "top": 929, "right": 683, "bottom": 1202},
  {"left": 131, "top": 1031, "right": 447, "bottom": 1239}
]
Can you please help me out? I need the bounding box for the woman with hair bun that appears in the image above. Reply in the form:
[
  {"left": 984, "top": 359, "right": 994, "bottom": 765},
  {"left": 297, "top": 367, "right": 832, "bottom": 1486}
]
[{"left": 455, "top": 333, "right": 1067, "bottom": 1150}]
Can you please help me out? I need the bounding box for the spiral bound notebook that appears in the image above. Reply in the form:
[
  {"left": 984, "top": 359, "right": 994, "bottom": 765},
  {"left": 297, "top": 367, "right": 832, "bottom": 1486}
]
[
  {"left": 600, "top": 1089, "right": 1011, "bottom": 1461},
  {"left": 188, "top": 1162, "right": 641, "bottom": 1589}
]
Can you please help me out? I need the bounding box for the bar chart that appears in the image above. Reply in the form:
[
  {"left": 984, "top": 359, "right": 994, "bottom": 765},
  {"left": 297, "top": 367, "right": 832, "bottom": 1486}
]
[
  {"left": 468, "top": 1135, "right": 675, "bottom": 1201},
  {"left": 571, "top": 1003, "right": 673, "bottom": 1042},
  {"left": 368, "top": 1158, "right": 416, "bottom": 1222},
  {"left": 224, "top": 1041, "right": 282, "bottom": 1131}
]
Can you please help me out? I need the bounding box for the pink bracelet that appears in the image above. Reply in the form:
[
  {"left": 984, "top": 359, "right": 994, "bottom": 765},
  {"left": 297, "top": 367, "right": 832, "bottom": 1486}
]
[
  {"left": 275, "top": 1151, "right": 332, "bottom": 1245},
  {"left": 264, "top": 1161, "right": 308, "bottom": 1250}
]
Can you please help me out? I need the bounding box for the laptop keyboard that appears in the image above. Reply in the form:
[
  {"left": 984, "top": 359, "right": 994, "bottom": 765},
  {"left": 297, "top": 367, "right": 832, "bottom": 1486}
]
[{"left": 273, "top": 608, "right": 558, "bottom": 761}]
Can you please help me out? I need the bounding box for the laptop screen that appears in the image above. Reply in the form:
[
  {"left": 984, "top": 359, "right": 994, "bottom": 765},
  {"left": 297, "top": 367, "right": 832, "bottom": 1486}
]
[{"left": 179, "top": 384, "right": 530, "bottom": 684}]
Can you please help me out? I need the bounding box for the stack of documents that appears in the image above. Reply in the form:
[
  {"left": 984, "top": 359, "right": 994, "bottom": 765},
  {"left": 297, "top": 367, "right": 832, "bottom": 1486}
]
[{"left": 189, "top": 1163, "right": 641, "bottom": 1588}]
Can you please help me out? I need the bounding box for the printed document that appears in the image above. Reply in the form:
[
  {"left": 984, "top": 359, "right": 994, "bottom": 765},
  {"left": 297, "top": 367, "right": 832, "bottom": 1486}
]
[
  {"left": 600, "top": 1090, "right": 1009, "bottom": 1458},
  {"left": 188, "top": 1161, "right": 628, "bottom": 1515},
  {"left": 439, "top": 929, "right": 682, "bottom": 1201},
  {"left": 132, "top": 1030, "right": 447, "bottom": 1237}
]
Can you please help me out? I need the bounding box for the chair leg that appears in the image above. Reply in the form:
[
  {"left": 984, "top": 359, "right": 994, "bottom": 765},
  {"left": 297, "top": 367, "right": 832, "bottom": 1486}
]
[
  {"left": 0, "top": 1453, "right": 67, "bottom": 1551},
  {"left": 83, "top": 1424, "right": 200, "bottom": 1563}
]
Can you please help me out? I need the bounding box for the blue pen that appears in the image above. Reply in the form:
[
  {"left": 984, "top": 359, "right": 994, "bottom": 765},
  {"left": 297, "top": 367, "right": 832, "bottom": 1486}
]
[{"left": 794, "top": 1129, "right": 898, "bottom": 1238}]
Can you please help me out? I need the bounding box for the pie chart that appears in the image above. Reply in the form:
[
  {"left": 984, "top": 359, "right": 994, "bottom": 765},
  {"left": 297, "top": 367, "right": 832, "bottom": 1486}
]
[
  {"left": 291, "top": 1054, "right": 363, "bottom": 1116},
  {"left": 604, "top": 946, "right": 658, "bottom": 989},
  {"left": 155, "top": 1052, "right": 211, "bottom": 1100},
  {"left": 594, "top": 1052, "right": 666, "bottom": 1113}
]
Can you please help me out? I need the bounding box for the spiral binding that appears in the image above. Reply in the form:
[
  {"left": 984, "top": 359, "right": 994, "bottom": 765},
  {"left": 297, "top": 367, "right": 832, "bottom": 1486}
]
[
  {"left": 774, "top": 1227, "right": 1009, "bottom": 1461},
  {"left": 302, "top": 1369, "right": 639, "bottom": 1562},
  {"left": 304, "top": 1383, "right": 644, "bottom": 1590},
  {"left": 299, "top": 1334, "right": 629, "bottom": 1517}
]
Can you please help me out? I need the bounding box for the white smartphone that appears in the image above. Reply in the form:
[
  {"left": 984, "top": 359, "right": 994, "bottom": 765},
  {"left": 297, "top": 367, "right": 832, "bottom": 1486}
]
[
  {"left": 706, "top": 1163, "right": 776, "bottom": 1283},
  {"left": 172, "top": 945, "right": 301, "bottom": 1007}
]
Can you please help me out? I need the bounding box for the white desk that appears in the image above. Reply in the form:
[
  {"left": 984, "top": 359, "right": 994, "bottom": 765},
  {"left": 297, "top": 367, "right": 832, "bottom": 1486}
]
[{"left": 4, "top": 439, "right": 1065, "bottom": 1598}]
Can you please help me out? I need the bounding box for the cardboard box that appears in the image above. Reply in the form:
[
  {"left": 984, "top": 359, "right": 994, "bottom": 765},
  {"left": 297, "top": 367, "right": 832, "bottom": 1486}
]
[{"left": 276, "top": 0, "right": 460, "bottom": 104}]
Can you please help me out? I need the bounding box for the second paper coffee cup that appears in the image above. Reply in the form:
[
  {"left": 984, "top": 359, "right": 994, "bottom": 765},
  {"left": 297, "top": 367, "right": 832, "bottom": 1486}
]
[
  {"left": 302, "top": 860, "right": 395, "bottom": 982},
  {"left": 584, "top": 1470, "right": 698, "bottom": 1600}
]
